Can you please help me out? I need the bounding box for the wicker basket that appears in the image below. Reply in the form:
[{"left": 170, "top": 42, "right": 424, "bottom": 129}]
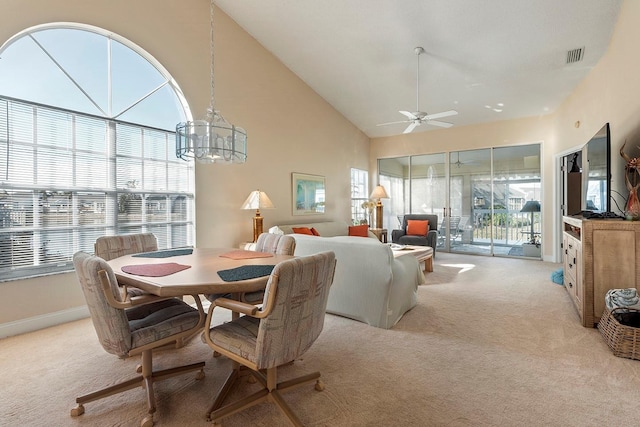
[{"left": 598, "top": 307, "right": 640, "bottom": 360}]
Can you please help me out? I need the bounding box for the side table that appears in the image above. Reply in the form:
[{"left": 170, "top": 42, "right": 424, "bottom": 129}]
[{"left": 370, "top": 228, "right": 388, "bottom": 243}]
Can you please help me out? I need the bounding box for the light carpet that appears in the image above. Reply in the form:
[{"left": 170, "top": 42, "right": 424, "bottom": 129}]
[{"left": 2, "top": 252, "right": 640, "bottom": 426}]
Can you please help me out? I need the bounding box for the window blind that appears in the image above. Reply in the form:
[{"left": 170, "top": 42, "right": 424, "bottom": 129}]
[{"left": 0, "top": 97, "right": 195, "bottom": 281}]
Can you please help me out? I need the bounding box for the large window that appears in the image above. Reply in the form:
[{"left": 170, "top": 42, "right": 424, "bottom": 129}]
[
  {"left": 350, "top": 168, "right": 369, "bottom": 225},
  {"left": 0, "top": 25, "right": 194, "bottom": 281}
]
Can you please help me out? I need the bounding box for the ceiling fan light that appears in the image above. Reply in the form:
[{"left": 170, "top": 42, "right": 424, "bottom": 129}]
[{"left": 376, "top": 47, "right": 459, "bottom": 134}]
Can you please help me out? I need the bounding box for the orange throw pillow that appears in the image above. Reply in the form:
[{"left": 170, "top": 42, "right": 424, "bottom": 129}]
[
  {"left": 407, "top": 220, "right": 429, "bottom": 236},
  {"left": 292, "top": 227, "right": 314, "bottom": 235},
  {"left": 311, "top": 227, "right": 321, "bottom": 236},
  {"left": 348, "top": 224, "right": 369, "bottom": 237}
]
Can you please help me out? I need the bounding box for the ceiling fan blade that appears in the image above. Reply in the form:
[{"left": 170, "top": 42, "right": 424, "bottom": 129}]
[
  {"left": 399, "top": 110, "right": 418, "bottom": 120},
  {"left": 425, "top": 110, "right": 458, "bottom": 120},
  {"left": 403, "top": 122, "right": 419, "bottom": 134},
  {"left": 376, "top": 120, "right": 410, "bottom": 127},
  {"left": 427, "top": 120, "right": 453, "bottom": 128}
]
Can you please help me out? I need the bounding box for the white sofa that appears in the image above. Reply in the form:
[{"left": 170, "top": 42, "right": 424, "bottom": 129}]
[{"left": 274, "top": 221, "right": 425, "bottom": 329}]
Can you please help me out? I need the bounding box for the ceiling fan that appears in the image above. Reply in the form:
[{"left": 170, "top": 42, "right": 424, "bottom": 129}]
[
  {"left": 377, "top": 47, "right": 458, "bottom": 134},
  {"left": 452, "top": 151, "right": 480, "bottom": 168}
]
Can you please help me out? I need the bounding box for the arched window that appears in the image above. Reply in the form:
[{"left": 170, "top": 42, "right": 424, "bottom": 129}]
[{"left": 0, "top": 24, "right": 195, "bottom": 281}]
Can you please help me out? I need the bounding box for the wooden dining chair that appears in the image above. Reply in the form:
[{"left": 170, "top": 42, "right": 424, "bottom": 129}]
[
  {"left": 203, "top": 251, "right": 336, "bottom": 426},
  {"left": 71, "top": 251, "right": 206, "bottom": 427}
]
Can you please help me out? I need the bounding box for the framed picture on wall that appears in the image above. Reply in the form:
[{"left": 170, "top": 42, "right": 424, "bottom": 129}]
[{"left": 292, "top": 173, "right": 325, "bottom": 215}]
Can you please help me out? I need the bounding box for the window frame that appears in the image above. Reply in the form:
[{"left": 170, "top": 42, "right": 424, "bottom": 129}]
[{"left": 350, "top": 168, "right": 369, "bottom": 225}]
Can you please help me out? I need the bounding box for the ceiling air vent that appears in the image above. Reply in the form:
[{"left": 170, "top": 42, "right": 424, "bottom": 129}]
[{"left": 566, "top": 47, "right": 584, "bottom": 64}]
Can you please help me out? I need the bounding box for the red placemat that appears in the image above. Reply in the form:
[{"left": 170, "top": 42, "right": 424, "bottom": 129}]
[
  {"left": 219, "top": 250, "right": 274, "bottom": 260},
  {"left": 121, "top": 263, "right": 191, "bottom": 277}
]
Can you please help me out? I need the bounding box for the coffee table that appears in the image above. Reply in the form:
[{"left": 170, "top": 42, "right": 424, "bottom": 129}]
[{"left": 391, "top": 245, "right": 433, "bottom": 272}]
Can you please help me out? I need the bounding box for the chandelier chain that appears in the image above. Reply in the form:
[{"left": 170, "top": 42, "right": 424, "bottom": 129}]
[{"left": 208, "top": 0, "right": 215, "bottom": 119}]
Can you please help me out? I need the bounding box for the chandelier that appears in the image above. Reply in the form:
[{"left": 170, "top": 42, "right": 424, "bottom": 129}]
[{"left": 175, "top": 0, "right": 247, "bottom": 164}]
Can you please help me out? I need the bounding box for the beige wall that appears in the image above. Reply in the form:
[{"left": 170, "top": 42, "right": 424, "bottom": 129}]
[
  {"left": 0, "top": 0, "right": 369, "bottom": 327},
  {"left": 370, "top": 0, "right": 640, "bottom": 262},
  {"left": 2, "top": 0, "right": 640, "bottom": 331}
]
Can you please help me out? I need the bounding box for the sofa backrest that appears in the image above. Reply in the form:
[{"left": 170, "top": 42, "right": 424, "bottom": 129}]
[
  {"left": 401, "top": 214, "right": 438, "bottom": 232},
  {"left": 276, "top": 221, "right": 376, "bottom": 238}
]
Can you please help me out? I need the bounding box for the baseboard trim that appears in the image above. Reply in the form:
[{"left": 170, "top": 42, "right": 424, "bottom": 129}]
[{"left": 0, "top": 306, "right": 89, "bottom": 339}]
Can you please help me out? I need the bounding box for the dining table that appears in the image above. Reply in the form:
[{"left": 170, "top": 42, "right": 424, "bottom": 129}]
[{"left": 107, "top": 247, "right": 295, "bottom": 298}]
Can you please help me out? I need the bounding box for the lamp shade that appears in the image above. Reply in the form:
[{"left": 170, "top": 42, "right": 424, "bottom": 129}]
[
  {"left": 241, "top": 190, "right": 274, "bottom": 210},
  {"left": 370, "top": 185, "right": 389, "bottom": 200},
  {"left": 520, "top": 200, "right": 540, "bottom": 213}
]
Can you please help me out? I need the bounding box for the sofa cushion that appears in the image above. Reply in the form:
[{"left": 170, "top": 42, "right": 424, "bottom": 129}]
[
  {"left": 348, "top": 224, "right": 369, "bottom": 237},
  {"left": 407, "top": 220, "right": 429, "bottom": 236},
  {"left": 311, "top": 227, "right": 321, "bottom": 236},
  {"left": 277, "top": 221, "right": 377, "bottom": 239}
]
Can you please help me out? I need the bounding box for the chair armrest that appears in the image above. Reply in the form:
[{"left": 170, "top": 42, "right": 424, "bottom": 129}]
[
  {"left": 391, "top": 229, "right": 406, "bottom": 243},
  {"left": 214, "top": 297, "right": 259, "bottom": 316},
  {"left": 426, "top": 230, "right": 438, "bottom": 249},
  {"left": 99, "top": 269, "right": 172, "bottom": 309}
]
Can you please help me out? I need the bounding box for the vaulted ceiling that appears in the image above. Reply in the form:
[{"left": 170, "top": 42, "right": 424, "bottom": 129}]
[{"left": 215, "top": 0, "right": 622, "bottom": 138}]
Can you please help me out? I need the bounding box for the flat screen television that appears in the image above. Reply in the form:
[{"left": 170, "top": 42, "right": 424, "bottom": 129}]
[{"left": 582, "top": 123, "right": 611, "bottom": 213}]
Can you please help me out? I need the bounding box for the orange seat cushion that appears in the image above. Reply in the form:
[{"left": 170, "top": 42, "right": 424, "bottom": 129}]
[
  {"left": 348, "top": 224, "right": 369, "bottom": 237},
  {"left": 406, "top": 220, "right": 429, "bottom": 236}
]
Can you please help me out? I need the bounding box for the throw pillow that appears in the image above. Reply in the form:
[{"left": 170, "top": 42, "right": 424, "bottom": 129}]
[
  {"left": 348, "top": 224, "right": 369, "bottom": 237},
  {"left": 268, "top": 225, "right": 284, "bottom": 235},
  {"left": 407, "top": 220, "right": 429, "bottom": 236},
  {"left": 311, "top": 227, "right": 321, "bottom": 236},
  {"left": 292, "top": 227, "right": 314, "bottom": 235}
]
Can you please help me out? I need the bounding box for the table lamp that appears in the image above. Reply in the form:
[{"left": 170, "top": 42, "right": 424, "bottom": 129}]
[
  {"left": 241, "top": 190, "right": 275, "bottom": 242},
  {"left": 369, "top": 185, "right": 389, "bottom": 229}
]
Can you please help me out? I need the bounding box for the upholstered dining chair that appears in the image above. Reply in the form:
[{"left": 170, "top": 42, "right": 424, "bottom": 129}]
[
  {"left": 94, "top": 233, "right": 158, "bottom": 299},
  {"left": 203, "top": 251, "right": 336, "bottom": 426},
  {"left": 241, "top": 233, "right": 296, "bottom": 304},
  {"left": 204, "top": 232, "right": 296, "bottom": 304},
  {"left": 71, "top": 252, "right": 206, "bottom": 427}
]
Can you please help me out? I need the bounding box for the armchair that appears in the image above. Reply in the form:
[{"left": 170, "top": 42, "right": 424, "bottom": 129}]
[
  {"left": 71, "top": 252, "right": 206, "bottom": 427},
  {"left": 203, "top": 251, "right": 336, "bottom": 426},
  {"left": 391, "top": 214, "right": 438, "bottom": 254}
]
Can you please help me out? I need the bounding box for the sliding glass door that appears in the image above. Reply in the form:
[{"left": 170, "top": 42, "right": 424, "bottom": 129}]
[
  {"left": 378, "top": 154, "right": 445, "bottom": 232},
  {"left": 379, "top": 143, "right": 541, "bottom": 258},
  {"left": 492, "top": 145, "right": 542, "bottom": 257},
  {"left": 448, "top": 148, "right": 492, "bottom": 254}
]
